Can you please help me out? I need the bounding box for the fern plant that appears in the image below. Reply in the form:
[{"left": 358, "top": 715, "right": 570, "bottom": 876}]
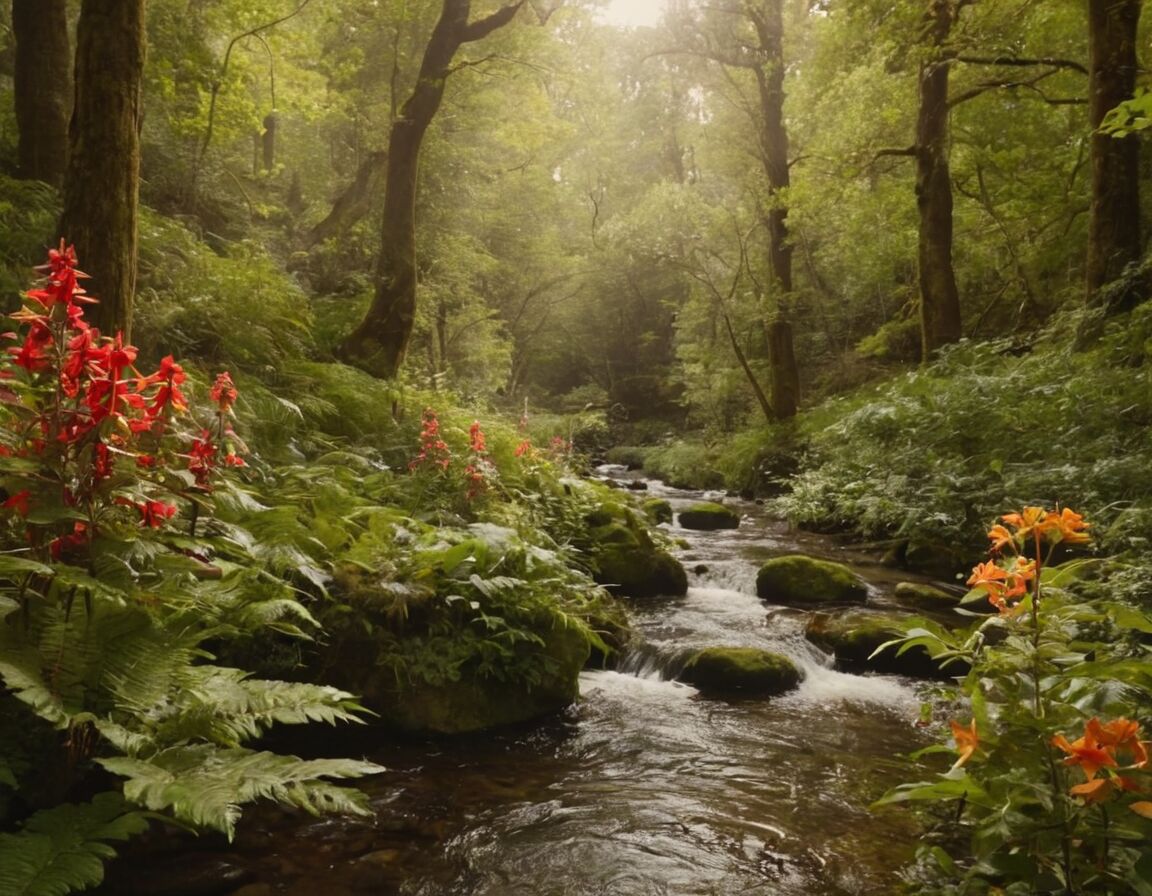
[{"left": 0, "top": 246, "right": 382, "bottom": 896}]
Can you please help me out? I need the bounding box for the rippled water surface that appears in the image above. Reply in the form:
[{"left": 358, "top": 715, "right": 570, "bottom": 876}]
[
  {"left": 101, "top": 479, "right": 934, "bottom": 896},
  {"left": 348, "top": 480, "right": 933, "bottom": 896}
]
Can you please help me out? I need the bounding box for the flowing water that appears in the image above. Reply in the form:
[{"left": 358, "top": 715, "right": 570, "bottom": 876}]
[{"left": 102, "top": 477, "right": 936, "bottom": 896}]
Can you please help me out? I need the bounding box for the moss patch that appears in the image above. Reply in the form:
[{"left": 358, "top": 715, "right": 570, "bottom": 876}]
[
  {"left": 755, "top": 554, "right": 868, "bottom": 606},
  {"left": 641, "top": 498, "right": 673, "bottom": 525},
  {"left": 678, "top": 501, "right": 740, "bottom": 531},
  {"left": 347, "top": 620, "right": 591, "bottom": 733},
  {"left": 679, "top": 646, "right": 801, "bottom": 696},
  {"left": 805, "top": 609, "right": 963, "bottom": 679},
  {"left": 583, "top": 501, "right": 687, "bottom": 598}
]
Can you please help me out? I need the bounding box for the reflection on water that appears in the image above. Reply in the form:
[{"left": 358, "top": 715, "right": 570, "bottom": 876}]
[
  {"left": 101, "top": 480, "right": 932, "bottom": 896},
  {"left": 370, "top": 483, "right": 930, "bottom": 896}
]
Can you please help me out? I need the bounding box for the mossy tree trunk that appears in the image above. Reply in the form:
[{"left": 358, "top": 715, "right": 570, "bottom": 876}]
[
  {"left": 916, "top": 0, "right": 963, "bottom": 359},
  {"left": 12, "top": 0, "right": 71, "bottom": 187},
  {"left": 337, "top": 0, "right": 524, "bottom": 379},
  {"left": 58, "top": 0, "right": 146, "bottom": 339},
  {"left": 1086, "top": 0, "right": 1142, "bottom": 309},
  {"left": 749, "top": 0, "right": 799, "bottom": 419}
]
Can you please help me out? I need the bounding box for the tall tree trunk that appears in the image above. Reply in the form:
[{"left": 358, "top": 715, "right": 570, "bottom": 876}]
[
  {"left": 337, "top": 0, "right": 523, "bottom": 378},
  {"left": 1086, "top": 0, "right": 1142, "bottom": 308},
  {"left": 767, "top": 318, "right": 798, "bottom": 420},
  {"left": 750, "top": 2, "right": 792, "bottom": 294},
  {"left": 749, "top": 0, "right": 798, "bottom": 418},
  {"left": 12, "top": 0, "right": 71, "bottom": 187},
  {"left": 58, "top": 0, "right": 146, "bottom": 340},
  {"left": 916, "top": 0, "right": 962, "bottom": 358}
]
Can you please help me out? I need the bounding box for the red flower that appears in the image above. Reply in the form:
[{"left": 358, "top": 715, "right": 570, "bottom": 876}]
[
  {"left": 469, "top": 421, "right": 487, "bottom": 454},
  {"left": 188, "top": 430, "right": 217, "bottom": 488},
  {"left": 49, "top": 522, "right": 89, "bottom": 562},
  {"left": 136, "top": 499, "right": 177, "bottom": 528},
  {"left": 3, "top": 490, "right": 32, "bottom": 517},
  {"left": 210, "top": 371, "right": 237, "bottom": 413},
  {"left": 409, "top": 408, "right": 452, "bottom": 472},
  {"left": 139, "top": 355, "right": 188, "bottom": 418}
]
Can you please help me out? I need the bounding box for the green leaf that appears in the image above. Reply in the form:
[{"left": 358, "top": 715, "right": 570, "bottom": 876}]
[
  {"left": 872, "top": 770, "right": 986, "bottom": 808},
  {"left": 0, "top": 792, "right": 148, "bottom": 896},
  {"left": 0, "top": 554, "right": 56, "bottom": 580},
  {"left": 100, "top": 745, "right": 384, "bottom": 839}
]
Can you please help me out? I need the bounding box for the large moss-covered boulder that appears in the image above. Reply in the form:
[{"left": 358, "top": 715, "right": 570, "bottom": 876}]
[
  {"left": 584, "top": 502, "right": 687, "bottom": 598},
  {"left": 330, "top": 619, "right": 591, "bottom": 734},
  {"left": 804, "top": 609, "right": 961, "bottom": 679},
  {"left": 678, "top": 501, "right": 740, "bottom": 530},
  {"left": 755, "top": 554, "right": 868, "bottom": 606},
  {"left": 641, "top": 498, "right": 673, "bottom": 525},
  {"left": 678, "top": 647, "right": 801, "bottom": 696}
]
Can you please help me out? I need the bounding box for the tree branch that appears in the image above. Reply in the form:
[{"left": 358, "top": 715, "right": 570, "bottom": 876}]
[
  {"left": 874, "top": 146, "right": 917, "bottom": 161},
  {"left": 461, "top": 1, "right": 525, "bottom": 42},
  {"left": 956, "top": 55, "right": 1088, "bottom": 76}
]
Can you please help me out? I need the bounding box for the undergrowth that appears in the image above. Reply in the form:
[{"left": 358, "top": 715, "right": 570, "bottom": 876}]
[{"left": 768, "top": 304, "right": 1152, "bottom": 582}]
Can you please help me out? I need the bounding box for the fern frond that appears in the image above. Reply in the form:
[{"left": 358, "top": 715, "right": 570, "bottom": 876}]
[
  {"left": 0, "top": 646, "right": 70, "bottom": 727},
  {"left": 100, "top": 745, "right": 384, "bottom": 839},
  {"left": 0, "top": 792, "right": 148, "bottom": 896},
  {"left": 150, "top": 667, "right": 369, "bottom": 748}
]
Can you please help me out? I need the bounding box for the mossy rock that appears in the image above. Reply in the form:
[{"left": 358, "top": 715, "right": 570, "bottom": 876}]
[
  {"left": 883, "top": 539, "right": 970, "bottom": 579},
  {"left": 583, "top": 501, "right": 688, "bottom": 598},
  {"left": 678, "top": 647, "right": 801, "bottom": 696},
  {"left": 677, "top": 501, "right": 740, "bottom": 530},
  {"left": 594, "top": 541, "right": 688, "bottom": 597},
  {"left": 337, "top": 621, "right": 591, "bottom": 734},
  {"left": 755, "top": 554, "right": 868, "bottom": 606},
  {"left": 641, "top": 498, "right": 673, "bottom": 525},
  {"left": 804, "top": 609, "right": 963, "bottom": 679}
]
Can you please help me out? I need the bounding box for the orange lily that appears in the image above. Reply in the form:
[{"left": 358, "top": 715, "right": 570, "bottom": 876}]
[
  {"left": 1046, "top": 506, "right": 1091, "bottom": 545},
  {"left": 1092, "top": 717, "right": 1149, "bottom": 768},
  {"left": 987, "top": 523, "right": 1015, "bottom": 552},
  {"left": 1052, "top": 723, "right": 1118, "bottom": 781},
  {"left": 950, "top": 719, "right": 979, "bottom": 769},
  {"left": 967, "top": 561, "right": 1008, "bottom": 596},
  {"left": 1001, "top": 506, "right": 1050, "bottom": 540}
]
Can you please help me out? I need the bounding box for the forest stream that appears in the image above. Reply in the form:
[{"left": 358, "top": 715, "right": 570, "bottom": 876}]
[{"left": 103, "top": 475, "right": 937, "bottom": 896}]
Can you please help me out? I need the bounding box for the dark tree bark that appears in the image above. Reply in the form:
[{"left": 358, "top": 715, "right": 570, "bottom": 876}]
[
  {"left": 337, "top": 0, "right": 524, "bottom": 378},
  {"left": 1086, "top": 0, "right": 1143, "bottom": 308},
  {"left": 305, "top": 150, "right": 388, "bottom": 248},
  {"left": 12, "top": 0, "right": 71, "bottom": 187},
  {"left": 767, "top": 318, "right": 798, "bottom": 420},
  {"left": 916, "top": 0, "right": 963, "bottom": 358},
  {"left": 58, "top": 0, "right": 146, "bottom": 339},
  {"left": 748, "top": 1, "right": 792, "bottom": 295}
]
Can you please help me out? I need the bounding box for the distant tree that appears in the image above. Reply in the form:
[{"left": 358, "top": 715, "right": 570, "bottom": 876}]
[
  {"left": 1086, "top": 0, "right": 1143, "bottom": 309},
  {"left": 12, "top": 0, "right": 71, "bottom": 186},
  {"left": 338, "top": 0, "right": 526, "bottom": 379},
  {"left": 58, "top": 0, "right": 146, "bottom": 338},
  {"left": 913, "top": 0, "right": 963, "bottom": 358},
  {"left": 668, "top": 0, "right": 799, "bottom": 419}
]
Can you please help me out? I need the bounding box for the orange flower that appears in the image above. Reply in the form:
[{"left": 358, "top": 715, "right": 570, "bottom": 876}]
[
  {"left": 987, "top": 523, "right": 1015, "bottom": 552},
  {"left": 1000, "top": 506, "right": 1050, "bottom": 540},
  {"left": 950, "top": 719, "right": 979, "bottom": 769},
  {"left": 968, "top": 559, "right": 1034, "bottom": 615},
  {"left": 967, "top": 560, "right": 1007, "bottom": 595},
  {"left": 1002, "top": 556, "right": 1036, "bottom": 599},
  {"left": 1052, "top": 723, "right": 1118, "bottom": 781},
  {"left": 1046, "top": 506, "right": 1091, "bottom": 545},
  {"left": 1092, "top": 717, "right": 1149, "bottom": 768}
]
